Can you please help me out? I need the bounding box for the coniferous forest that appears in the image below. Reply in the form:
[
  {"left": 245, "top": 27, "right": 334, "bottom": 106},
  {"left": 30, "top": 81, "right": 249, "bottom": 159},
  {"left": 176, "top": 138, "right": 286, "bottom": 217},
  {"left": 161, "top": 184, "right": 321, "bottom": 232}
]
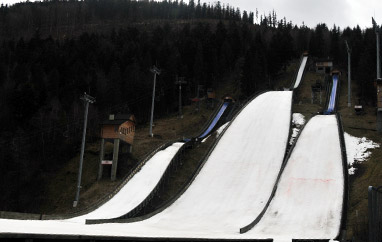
[{"left": 0, "top": 0, "right": 379, "bottom": 212}]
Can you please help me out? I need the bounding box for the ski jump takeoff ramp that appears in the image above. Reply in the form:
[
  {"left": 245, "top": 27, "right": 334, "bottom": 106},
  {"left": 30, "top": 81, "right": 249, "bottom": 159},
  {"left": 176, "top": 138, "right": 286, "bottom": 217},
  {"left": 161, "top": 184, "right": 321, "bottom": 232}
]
[
  {"left": 0, "top": 91, "right": 293, "bottom": 240},
  {"left": 292, "top": 54, "right": 308, "bottom": 89},
  {"left": 243, "top": 115, "right": 345, "bottom": 241},
  {"left": 68, "top": 142, "right": 185, "bottom": 223}
]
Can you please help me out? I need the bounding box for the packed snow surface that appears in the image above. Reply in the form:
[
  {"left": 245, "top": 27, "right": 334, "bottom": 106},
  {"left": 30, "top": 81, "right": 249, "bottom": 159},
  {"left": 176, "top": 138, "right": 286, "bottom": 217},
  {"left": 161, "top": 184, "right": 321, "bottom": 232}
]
[
  {"left": 0, "top": 91, "right": 294, "bottom": 239},
  {"left": 289, "top": 114, "right": 379, "bottom": 175},
  {"left": 293, "top": 56, "right": 308, "bottom": 89},
  {"left": 344, "top": 132, "right": 379, "bottom": 175},
  {"left": 68, "top": 142, "right": 185, "bottom": 223},
  {"left": 247, "top": 115, "right": 344, "bottom": 240}
]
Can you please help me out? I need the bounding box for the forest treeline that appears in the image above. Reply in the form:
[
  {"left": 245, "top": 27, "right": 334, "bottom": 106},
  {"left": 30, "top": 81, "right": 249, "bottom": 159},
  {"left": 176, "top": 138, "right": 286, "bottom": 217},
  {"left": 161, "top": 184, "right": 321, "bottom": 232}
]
[{"left": 0, "top": 0, "right": 379, "bottom": 212}]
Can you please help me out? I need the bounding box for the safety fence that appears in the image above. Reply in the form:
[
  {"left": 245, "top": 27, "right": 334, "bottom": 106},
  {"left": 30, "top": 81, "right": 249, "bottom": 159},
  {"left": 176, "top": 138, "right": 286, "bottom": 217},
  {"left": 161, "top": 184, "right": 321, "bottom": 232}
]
[{"left": 369, "top": 186, "right": 382, "bottom": 242}]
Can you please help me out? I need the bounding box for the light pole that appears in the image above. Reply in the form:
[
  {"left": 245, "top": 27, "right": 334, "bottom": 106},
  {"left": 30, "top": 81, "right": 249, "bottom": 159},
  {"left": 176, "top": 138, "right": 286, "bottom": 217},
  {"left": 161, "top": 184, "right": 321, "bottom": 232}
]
[
  {"left": 73, "top": 92, "right": 95, "bottom": 207},
  {"left": 149, "top": 66, "right": 161, "bottom": 137},
  {"left": 373, "top": 17, "right": 381, "bottom": 79},
  {"left": 345, "top": 40, "right": 352, "bottom": 108},
  {"left": 175, "top": 76, "right": 187, "bottom": 118},
  {"left": 372, "top": 17, "right": 382, "bottom": 133}
]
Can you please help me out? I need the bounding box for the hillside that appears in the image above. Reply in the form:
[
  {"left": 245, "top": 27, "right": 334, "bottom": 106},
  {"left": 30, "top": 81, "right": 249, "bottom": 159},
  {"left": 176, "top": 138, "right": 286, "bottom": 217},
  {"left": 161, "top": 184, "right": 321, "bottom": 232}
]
[{"left": 0, "top": 0, "right": 381, "bottom": 240}]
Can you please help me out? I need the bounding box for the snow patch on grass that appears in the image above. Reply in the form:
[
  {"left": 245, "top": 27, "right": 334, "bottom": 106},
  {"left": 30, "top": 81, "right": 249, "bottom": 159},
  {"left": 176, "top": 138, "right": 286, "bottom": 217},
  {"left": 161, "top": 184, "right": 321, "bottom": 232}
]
[
  {"left": 345, "top": 133, "right": 379, "bottom": 175},
  {"left": 292, "top": 113, "right": 305, "bottom": 126},
  {"left": 289, "top": 113, "right": 305, "bottom": 145}
]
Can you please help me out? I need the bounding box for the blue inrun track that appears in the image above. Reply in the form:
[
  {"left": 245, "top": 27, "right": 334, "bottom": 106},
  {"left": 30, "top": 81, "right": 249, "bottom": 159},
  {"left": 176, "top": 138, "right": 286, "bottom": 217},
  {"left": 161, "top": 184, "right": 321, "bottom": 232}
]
[
  {"left": 324, "top": 74, "right": 339, "bottom": 115},
  {"left": 198, "top": 102, "right": 230, "bottom": 139}
]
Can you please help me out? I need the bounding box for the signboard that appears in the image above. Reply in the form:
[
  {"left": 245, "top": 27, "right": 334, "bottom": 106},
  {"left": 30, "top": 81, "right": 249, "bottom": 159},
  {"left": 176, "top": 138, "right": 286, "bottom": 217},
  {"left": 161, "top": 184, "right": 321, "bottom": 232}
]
[
  {"left": 118, "top": 121, "right": 135, "bottom": 144},
  {"left": 101, "top": 160, "right": 113, "bottom": 165}
]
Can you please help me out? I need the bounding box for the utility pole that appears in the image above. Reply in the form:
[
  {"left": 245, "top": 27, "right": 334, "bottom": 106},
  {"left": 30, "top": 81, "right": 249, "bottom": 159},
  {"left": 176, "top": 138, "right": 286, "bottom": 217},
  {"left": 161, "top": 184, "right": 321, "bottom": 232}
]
[
  {"left": 345, "top": 40, "right": 352, "bottom": 108},
  {"left": 373, "top": 17, "right": 381, "bottom": 79},
  {"left": 373, "top": 17, "right": 382, "bottom": 133},
  {"left": 175, "top": 76, "right": 187, "bottom": 118},
  {"left": 149, "top": 66, "right": 161, "bottom": 137},
  {"left": 73, "top": 92, "right": 95, "bottom": 207}
]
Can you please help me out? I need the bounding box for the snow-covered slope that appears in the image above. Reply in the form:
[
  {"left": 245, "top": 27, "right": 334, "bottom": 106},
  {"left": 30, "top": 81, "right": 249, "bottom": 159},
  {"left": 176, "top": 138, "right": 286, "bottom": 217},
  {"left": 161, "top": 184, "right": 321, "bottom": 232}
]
[
  {"left": 246, "top": 115, "right": 344, "bottom": 240},
  {"left": 68, "top": 142, "right": 185, "bottom": 222},
  {"left": 293, "top": 56, "right": 308, "bottom": 89},
  {"left": 119, "top": 91, "right": 292, "bottom": 236},
  {"left": 0, "top": 91, "right": 293, "bottom": 239}
]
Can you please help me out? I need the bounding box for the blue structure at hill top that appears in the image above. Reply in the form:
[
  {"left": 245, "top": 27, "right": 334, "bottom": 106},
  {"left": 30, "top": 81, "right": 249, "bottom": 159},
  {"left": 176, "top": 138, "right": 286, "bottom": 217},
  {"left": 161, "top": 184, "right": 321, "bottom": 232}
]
[
  {"left": 198, "top": 102, "right": 230, "bottom": 139},
  {"left": 324, "top": 74, "right": 339, "bottom": 115}
]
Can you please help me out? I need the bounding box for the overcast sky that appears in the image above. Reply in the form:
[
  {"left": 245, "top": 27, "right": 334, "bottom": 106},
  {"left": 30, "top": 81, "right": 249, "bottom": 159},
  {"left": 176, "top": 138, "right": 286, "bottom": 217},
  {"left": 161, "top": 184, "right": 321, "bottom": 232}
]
[
  {"left": 0, "top": 0, "right": 381, "bottom": 29},
  {"left": 213, "top": 0, "right": 382, "bottom": 29}
]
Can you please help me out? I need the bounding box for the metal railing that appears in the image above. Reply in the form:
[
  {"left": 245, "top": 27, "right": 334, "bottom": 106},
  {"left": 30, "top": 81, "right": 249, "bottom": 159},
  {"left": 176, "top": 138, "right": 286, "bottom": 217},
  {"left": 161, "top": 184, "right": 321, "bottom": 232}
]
[{"left": 369, "top": 186, "right": 382, "bottom": 242}]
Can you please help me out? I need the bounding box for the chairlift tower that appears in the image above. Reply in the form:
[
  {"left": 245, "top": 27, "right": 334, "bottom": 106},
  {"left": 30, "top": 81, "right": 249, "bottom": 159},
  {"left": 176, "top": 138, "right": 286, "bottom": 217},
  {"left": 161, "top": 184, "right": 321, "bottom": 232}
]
[
  {"left": 149, "top": 66, "right": 161, "bottom": 137},
  {"left": 373, "top": 17, "right": 381, "bottom": 79},
  {"left": 73, "top": 92, "right": 95, "bottom": 207},
  {"left": 345, "top": 40, "right": 352, "bottom": 108}
]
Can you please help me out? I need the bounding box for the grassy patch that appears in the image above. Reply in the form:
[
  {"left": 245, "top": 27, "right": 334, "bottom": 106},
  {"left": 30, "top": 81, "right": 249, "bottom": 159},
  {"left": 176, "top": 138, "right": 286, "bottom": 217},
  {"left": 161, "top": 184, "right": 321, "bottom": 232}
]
[{"left": 41, "top": 83, "right": 234, "bottom": 214}]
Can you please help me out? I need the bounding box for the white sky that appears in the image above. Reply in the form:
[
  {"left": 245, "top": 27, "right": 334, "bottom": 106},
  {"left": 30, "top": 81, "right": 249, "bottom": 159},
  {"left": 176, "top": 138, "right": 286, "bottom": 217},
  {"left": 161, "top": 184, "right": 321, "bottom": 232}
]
[
  {"left": 0, "top": 0, "right": 381, "bottom": 29},
  {"left": 205, "top": 0, "right": 382, "bottom": 29}
]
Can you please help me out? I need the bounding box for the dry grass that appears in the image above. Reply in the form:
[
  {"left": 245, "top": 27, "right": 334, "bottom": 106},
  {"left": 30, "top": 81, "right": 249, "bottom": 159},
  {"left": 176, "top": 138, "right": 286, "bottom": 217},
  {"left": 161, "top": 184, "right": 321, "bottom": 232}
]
[
  {"left": 337, "top": 75, "right": 382, "bottom": 240},
  {"left": 39, "top": 80, "right": 240, "bottom": 215}
]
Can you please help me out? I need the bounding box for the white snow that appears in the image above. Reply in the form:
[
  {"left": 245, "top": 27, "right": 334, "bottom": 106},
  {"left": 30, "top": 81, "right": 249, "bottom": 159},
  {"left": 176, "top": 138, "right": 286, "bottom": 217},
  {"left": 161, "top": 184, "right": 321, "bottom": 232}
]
[
  {"left": 293, "top": 56, "right": 308, "bottom": 89},
  {"left": 216, "top": 122, "right": 230, "bottom": 136},
  {"left": 247, "top": 115, "right": 344, "bottom": 239},
  {"left": 0, "top": 91, "right": 294, "bottom": 239},
  {"left": 201, "top": 122, "right": 229, "bottom": 143},
  {"left": 344, "top": 132, "right": 379, "bottom": 175},
  {"left": 292, "top": 113, "right": 305, "bottom": 126},
  {"left": 201, "top": 135, "right": 210, "bottom": 143},
  {"left": 67, "top": 142, "right": 185, "bottom": 223},
  {"left": 289, "top": 113, "right": 305, "bottom": 145}
]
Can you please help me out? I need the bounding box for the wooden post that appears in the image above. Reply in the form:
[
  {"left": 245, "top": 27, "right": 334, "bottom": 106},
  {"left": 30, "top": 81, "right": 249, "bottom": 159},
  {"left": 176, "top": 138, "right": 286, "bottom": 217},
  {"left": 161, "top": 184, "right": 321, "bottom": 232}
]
[
  {"left": 111, "top": 139, "right": 120, "bottom": 181},
  {"left": 97, "top": 138, "right": 105, "bottom": 180}
]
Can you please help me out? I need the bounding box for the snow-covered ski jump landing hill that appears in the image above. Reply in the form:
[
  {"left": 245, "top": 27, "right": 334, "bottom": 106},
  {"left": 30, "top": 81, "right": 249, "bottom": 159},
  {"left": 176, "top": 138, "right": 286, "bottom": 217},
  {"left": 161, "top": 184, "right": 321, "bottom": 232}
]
[{"left": 0, "top": 90, "right": 346, "bottom": 241}]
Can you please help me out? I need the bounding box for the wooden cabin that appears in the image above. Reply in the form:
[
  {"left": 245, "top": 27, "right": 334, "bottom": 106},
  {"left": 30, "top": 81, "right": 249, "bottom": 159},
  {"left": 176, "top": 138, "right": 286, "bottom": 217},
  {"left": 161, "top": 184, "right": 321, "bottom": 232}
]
[
  {"left": 316, "top": 59, "right": 333, "bottom": 74},
  {"left": 207, "top": 88, "right": 216, "bottom": 99},
  {"left": 100, "top": 114, "right": 136, "bottom": 145},
  {"left": 98, "top": 114, "right": 136, "bottom": 181}
]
